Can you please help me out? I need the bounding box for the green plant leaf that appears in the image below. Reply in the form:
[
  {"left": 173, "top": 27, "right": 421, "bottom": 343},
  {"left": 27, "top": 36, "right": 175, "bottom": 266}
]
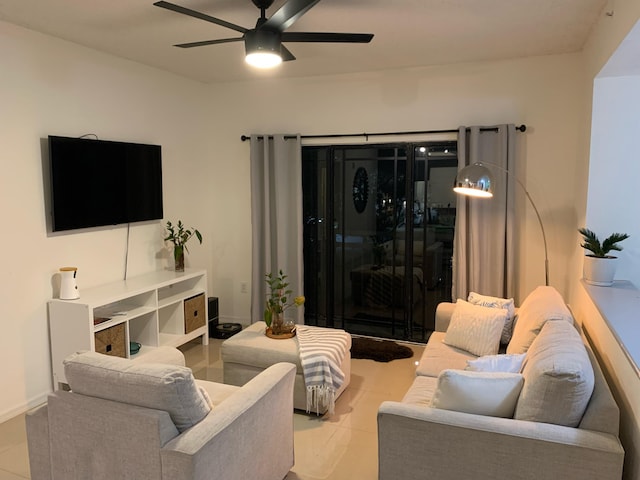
[
  {"left": 579, "top": 227, "right": 629, "bottom": 257},
  {"left": 602, "top": 233, "right": 630, "bottom": 254}
]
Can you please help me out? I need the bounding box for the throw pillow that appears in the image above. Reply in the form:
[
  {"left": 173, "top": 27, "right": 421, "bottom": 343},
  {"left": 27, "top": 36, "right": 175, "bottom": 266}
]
[
  {"left": 466, "top": 353, "right": 526, "bottom": 373},
  {"left": 467, "top": 292, "right": 516, "bottom": 344},
  {"left": 64, "top": 351, "right": 211, "bottom": 432},
  {"left": 431, "top": 369, "right": 524, "bottom": 418},
  {"left": 444, "top": 299, "right": 506, "bottom": 356},
  {"left": 506, "top": 286, "right": 573, "bottom": 354},
  {"left": 514, "top": 320, "right": 594, "bottom": 427}
]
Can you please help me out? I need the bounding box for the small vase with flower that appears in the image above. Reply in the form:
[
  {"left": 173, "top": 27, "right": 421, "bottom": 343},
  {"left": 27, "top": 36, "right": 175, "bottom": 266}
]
[{"left": 264, "top": 270, "right": 305, "bottom": 338}]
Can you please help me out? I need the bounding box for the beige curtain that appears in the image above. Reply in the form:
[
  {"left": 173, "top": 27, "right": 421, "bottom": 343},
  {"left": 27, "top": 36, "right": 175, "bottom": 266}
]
[
  {"left": 250, "top": 134, "right": 304, "bottom": 324},
  {"left": 452, "top": 124, "right": 517, "bottom": 300}
]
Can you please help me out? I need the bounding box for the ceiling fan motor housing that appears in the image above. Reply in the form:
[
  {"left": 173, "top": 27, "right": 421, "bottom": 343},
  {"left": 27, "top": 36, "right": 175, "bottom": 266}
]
[
  {"left": 251, "top": 0, "right": 275, "bottom": 10},
  {"left": 245, "top": 29, "right": 281, "bottom": 55}
]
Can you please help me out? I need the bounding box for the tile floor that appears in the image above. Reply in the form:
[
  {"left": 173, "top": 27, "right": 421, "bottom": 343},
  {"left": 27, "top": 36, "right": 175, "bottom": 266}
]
[{"left": 0, "top": 336, "right": 424, "bottom": 480}]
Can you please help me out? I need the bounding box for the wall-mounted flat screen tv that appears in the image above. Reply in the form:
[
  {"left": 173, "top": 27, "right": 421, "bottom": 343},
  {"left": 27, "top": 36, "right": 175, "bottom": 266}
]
[{"left": 48, "top": 135, "right": 163, "bottom": 232}]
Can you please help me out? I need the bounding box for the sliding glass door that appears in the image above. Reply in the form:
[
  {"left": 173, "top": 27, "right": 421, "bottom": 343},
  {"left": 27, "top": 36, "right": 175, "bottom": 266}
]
[{"left": 303, "top": 142, "right": 456, "bottom": 342}]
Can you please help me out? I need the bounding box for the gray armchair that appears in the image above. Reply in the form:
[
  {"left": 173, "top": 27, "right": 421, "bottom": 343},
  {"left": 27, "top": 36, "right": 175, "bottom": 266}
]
[{"left": 26, "top": 350, "right": 296, "bottom": 480}]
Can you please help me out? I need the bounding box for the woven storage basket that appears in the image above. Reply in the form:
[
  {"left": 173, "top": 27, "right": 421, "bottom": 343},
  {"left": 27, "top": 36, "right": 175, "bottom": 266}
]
[
  {"left": 184, "top": 293, "right": 206, "bottom": 334},
  {"left": 94, "top": 323, "right": 126, "bottom": 358}
]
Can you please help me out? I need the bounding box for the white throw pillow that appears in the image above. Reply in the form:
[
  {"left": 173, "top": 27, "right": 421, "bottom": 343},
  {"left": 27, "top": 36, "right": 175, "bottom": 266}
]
[
  {"left": 467, "top": 292, "right": 516, "bottom": 344},
  {"left": 444, "top": 299, "right": 506, "bottom": 356},
  {"left": 431, "top": 369, "right": 524, "bottom": 418},
  {"left": 466, "top": 353, "right": 526, "bottom": 373},
  {"left": 506, "top": 286, "right": 573, "bottom": 354}
]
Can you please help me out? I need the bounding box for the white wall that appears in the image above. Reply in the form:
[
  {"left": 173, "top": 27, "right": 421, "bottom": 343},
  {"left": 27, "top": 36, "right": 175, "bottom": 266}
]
[
  {"left": 587, "top": 74, "right": 640, "bottom": 286},
  {"left": 0, "top": 21, "right": 218, "bottom": 420},
  {"left": 207, "top": 54, "right": 588, "bottom": 317},
  {"left": 572, "top": 2, "right": 640, "bottom": 479}
]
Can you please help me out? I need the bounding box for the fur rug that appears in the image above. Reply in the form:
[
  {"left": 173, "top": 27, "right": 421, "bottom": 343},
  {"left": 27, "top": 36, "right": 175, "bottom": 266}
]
[{"left": 351, "top": 337, "right": 414, "bottom": 362}]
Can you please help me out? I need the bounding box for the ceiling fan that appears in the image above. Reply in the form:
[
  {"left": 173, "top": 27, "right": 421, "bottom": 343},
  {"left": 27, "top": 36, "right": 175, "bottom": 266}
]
[{"left": 153, "top": 0, "right": 374, "bottom": 68}]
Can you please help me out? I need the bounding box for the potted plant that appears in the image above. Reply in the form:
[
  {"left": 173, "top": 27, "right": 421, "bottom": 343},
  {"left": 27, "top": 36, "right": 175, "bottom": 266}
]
[
  {"left": 164, "top": 220, "right": 203, "bottom": 272},
  {"left": 264, "top": 270, "right": 305, "bottom": 337},
  {"left": 578, "top": 228, "right": 629, "bottom": 286}
]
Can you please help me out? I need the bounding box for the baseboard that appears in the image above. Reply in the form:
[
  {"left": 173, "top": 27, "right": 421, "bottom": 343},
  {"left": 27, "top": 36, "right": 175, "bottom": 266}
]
[{"left": 0, "top": 391, "right": 49, "bottom": 424}]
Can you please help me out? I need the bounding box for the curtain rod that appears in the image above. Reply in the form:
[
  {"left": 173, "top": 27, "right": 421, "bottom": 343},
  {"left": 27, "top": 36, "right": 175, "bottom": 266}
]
[{"left": 240, "top": 125, "right": 526, "bottom": 142}]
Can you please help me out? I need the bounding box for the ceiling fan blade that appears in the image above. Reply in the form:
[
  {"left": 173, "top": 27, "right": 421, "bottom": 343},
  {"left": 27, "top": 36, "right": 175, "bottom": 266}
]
[
  {"left": 280, "top": 45, "right": 296, "bottom": 62},
  {"left": 281, "top": 32, "right": 374, "bottom": 43},
  {"left": 153, "top": 1, "right": 248, "bottom": 34},
  {"left": 175, "top": 37, "right": 244, "bottom": 48},
  {"left": 262, "top": 0, "right": 320, "bottom": 32}
]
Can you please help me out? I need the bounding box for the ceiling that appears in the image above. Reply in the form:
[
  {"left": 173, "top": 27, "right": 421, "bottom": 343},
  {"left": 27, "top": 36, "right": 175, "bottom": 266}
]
[{"left": 0, "top": 0, "right": 608, "bottom": 84}]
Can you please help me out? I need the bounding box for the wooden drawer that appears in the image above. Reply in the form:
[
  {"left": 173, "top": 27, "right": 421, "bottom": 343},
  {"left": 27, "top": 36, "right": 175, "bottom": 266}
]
[
  {"left": 94, "top": 323, "right": 126, "bottom": 358},
  {"left": 184, "top": 293, "right": 206, "bottom": 334}
]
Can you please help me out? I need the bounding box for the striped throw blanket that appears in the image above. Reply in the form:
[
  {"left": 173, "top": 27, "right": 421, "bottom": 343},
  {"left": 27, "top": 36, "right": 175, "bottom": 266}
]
[{"left": 297, "top": 325, "right": 350, "bottom": 415}]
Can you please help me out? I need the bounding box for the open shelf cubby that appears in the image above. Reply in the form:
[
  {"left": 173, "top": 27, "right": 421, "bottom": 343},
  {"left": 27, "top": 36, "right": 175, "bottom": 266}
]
[{"left": 49, "top": 268, "right": 208, "bottom": 389}]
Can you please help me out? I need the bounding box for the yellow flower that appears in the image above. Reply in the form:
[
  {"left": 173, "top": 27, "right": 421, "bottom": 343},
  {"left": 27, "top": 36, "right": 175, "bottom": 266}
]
[{"left": 294, "top": 296, "right": 305, "bottom": 306}]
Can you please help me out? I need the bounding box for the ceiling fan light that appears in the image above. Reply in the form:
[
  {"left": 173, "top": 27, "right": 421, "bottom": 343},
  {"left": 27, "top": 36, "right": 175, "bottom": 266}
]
[
  {"left": 244, "top": 29, "right": 282, "bottom": 68},
  {"left": 245, "top": 51, "right": 282, "bottom": 68}
]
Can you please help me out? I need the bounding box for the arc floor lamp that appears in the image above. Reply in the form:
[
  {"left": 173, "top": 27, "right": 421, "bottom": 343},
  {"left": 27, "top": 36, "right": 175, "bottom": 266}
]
[{"left": 453, "top": 162, "right": 550, "bottom": 286}]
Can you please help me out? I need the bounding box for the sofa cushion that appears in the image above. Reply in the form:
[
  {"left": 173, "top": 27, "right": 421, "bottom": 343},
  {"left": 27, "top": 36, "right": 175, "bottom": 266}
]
[
  {"left": 467, "top": 292, "right": 516, "bottom": 344},
  {"left": 431, "top": 369, "right": 524, "bottom": 418},
  {"left": 466, "top": 353, "right": 526, "bottom": 373},
  {"left": 402, "top": 375, "right": 438, "bottom": 406},
  {"left": 506, "top": 286, "right": 573, "bottom": 354},
  {"left": 514, "top": 320, "right": 595, "bottom": 427},
  {"left": 64, "top": 351, "right": 211, "bottom": 432},
  {"left": 415, "top": 332, "right": 478, "bottom": 377},
  {"left": 443, "top": 300, "right": 506, "bottom": 356}
]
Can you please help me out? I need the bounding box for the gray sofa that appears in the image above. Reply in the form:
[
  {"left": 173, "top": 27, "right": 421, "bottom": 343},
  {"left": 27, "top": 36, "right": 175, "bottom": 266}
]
[
  {"left": 378, "top": 286, "right": 625, "bottom": 480},
  {"left": 26, "top": 349, "right": 296, "bottom": 480}
]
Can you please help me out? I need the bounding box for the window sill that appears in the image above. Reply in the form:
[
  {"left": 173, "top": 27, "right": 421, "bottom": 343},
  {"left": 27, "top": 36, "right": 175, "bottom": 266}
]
[{"left": 581, "top": 279, "right": 640, "bottom": 376}]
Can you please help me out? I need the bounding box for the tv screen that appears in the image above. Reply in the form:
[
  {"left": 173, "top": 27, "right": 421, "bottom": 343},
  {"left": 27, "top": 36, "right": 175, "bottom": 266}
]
[{"left": 49, "top": 136, "right": 163, "bottom": 232}]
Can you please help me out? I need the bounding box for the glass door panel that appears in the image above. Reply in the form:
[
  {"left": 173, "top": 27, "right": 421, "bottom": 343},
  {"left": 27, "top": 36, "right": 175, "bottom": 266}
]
[
  {"left": 302, "top": 142, "right": 457, "bottom": 343},
  {"left": 302, "top": 147, "right": 330, "bottom": 327}
]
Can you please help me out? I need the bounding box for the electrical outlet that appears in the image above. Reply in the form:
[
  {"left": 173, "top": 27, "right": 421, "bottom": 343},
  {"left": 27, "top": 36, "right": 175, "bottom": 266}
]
[{"left": 240, "top": 282, "right": 248, "bottom": 294}]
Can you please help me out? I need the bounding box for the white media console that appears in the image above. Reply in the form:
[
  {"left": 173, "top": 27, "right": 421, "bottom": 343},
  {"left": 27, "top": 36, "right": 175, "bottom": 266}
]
[{"left": 48, "top": 268, "right": 208, "bottom": 389}]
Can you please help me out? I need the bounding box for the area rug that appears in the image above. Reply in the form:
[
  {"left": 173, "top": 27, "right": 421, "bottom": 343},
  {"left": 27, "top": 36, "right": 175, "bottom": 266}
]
[{"left": 351, "top": 337, "right": 414, "bottom": 362}]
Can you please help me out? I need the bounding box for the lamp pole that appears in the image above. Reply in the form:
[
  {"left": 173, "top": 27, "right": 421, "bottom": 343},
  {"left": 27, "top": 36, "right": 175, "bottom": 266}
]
[{"left": 454, "top": 162, "right": 549, "bottom": 286}]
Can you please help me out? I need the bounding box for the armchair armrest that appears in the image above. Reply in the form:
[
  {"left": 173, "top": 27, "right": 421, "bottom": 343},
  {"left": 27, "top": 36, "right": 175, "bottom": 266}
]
[
  {"left": 378, "top": 401, "right": 624, "bottom": 480},
  {"left": 161, "top": 362, "right": 296, "bottom": 480},
  {"left": 25, "top": 404, "right": 51, "bottom": 480}
]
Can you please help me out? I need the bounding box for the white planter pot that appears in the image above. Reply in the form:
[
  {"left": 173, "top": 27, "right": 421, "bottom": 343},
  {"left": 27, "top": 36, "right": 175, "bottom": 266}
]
[{"left": 583, "top": 255, "right": 618, "bottom": 286}]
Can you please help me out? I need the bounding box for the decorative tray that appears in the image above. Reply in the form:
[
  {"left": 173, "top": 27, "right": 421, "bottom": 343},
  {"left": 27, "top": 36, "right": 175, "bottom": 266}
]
[{"left": 265, "top": 327, "right": 296, "bottom": 339}]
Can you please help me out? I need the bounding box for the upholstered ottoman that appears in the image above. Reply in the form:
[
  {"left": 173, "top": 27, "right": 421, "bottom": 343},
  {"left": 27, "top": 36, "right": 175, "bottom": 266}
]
[{"left": 222, "top": 321, "right": 351, "bottom": 412}]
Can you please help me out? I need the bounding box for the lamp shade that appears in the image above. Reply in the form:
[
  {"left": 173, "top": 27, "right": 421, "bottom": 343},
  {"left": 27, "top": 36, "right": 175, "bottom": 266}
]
[
  {"left": 245, "top": 30, "right": 282, "bottom": 68},
  {"left": 453, "top": 163, "right": 493, "bottom": 198}
]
